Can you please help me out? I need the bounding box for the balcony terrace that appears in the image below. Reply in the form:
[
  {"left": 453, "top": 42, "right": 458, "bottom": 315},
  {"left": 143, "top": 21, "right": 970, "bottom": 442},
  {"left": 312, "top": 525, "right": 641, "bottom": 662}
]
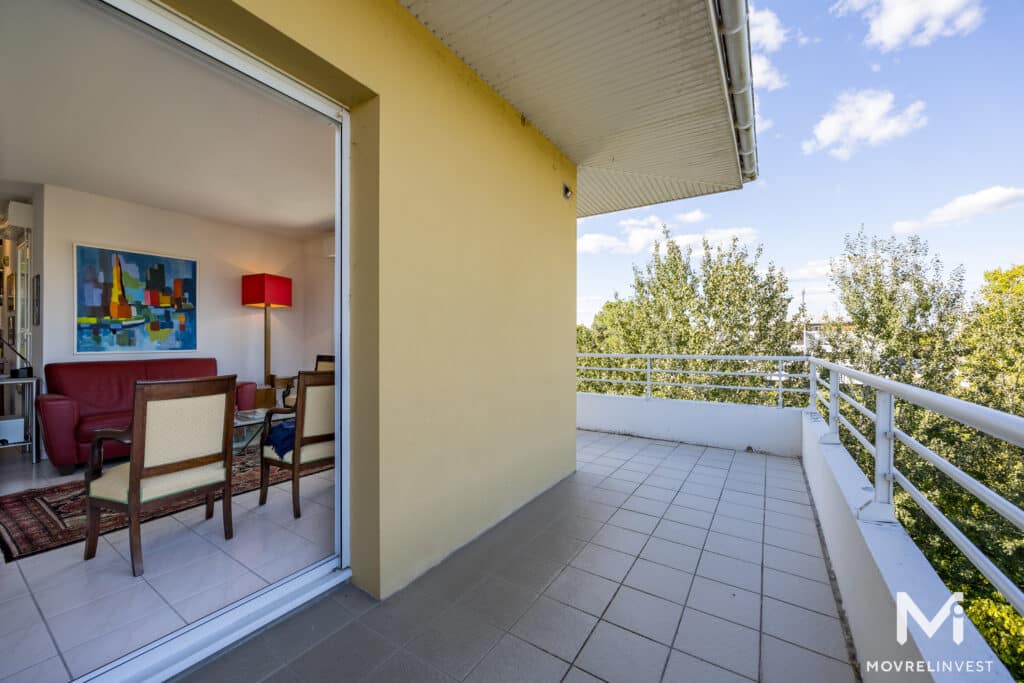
[
  {"left": 180, "top": 354, "right": 1021, "bottom": 682},
  {"left": 180, "top": 430, "right": 853, "bottom": 683}
]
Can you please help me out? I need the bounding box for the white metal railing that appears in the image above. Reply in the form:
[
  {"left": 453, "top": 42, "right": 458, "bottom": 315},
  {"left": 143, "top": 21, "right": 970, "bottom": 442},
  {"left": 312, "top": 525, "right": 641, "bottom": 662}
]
[
  {"left": 577, "top": 352, "right": 1024, "bottom": 618},
  {"left": 577, "top": 353, "right": 808, "bottom": 406}
]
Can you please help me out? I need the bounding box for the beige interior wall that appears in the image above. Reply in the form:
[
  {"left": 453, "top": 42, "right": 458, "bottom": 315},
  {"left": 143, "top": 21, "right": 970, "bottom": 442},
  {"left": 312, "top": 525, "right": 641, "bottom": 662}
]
[
  {"left": 168, "top": 0, "right": 578, "bottom": 597},
  {"left": 40, "top": 184, "right": 308, "bottom": 384},
  {"left": 300, "top": 232, "right": 334, "bottom": 365}
]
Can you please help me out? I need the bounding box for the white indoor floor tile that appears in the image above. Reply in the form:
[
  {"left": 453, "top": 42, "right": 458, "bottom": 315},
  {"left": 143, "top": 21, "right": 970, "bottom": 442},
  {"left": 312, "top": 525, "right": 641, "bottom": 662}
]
[
  {"left": 0, "top": 655, "right": 69, "bottom": 683},
  {"left": 61, "top": 605, "right": 184, "bottom": 678},
  {"left": 0, "top": 623, "right": 59, "bottom": 679},
  {"left": 146, "top": 549, "right": 253, "bottom": 605},
  {"left": 252, "top": 538, "right": 331, "bottom": 583},
  {"left": 0, "top": 595, "right": 42, "bottom": 637},
  {"left": 172, "top": 570, "right": 268, "bottom": 623},
  {"left": 46, "top": 581, "right": 168, "bottom": 651},
  {"left": 0, "top": 563, "right": 28, "bottom": 604}
]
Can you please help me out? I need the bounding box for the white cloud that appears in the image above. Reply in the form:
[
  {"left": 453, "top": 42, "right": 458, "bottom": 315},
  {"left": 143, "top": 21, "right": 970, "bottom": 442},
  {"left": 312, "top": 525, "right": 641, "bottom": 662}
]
[
  {"left": 870, "top": 62, "right": 881, "bottom": 72},
  {"left": 893, "top": 186, "right": 1024, "bottom": 233},
  {"left": 577, "top": 295, "right": 606, "bottom": 325},
  {"left": 577, "top": 233, "right": 631, "bottom": 255},
  {"left": 577, "top": 217, "right": 754, "bottom": 256},
  {"left": 830, "top": 0, "right": 984, "bottom": 52},
  {"left": 789, "top": 259, "right": 832, "bottom": 281},
  {"left": 748, "top": 6, "right": 790, "bottom": 92},
  {"left": 672, "top": 227, "right": 756, "bottom": 254},
  {"left": 577, "top": 215, "right": 665, "bottom": 255},
  {"left": 796, "top": 29, "right": 821, "bottom": 45},
  {"left": 750, "top": 5, "right": 789, "bottom": 53},
  {"left": 752, "top": 53, "right": 787, "bottom": 91},
  {"left": 675, "top": 209, "right": 708, "bottom": 224},
  {"left": 801, "top": 89, "right": 926, "bottom": 160}
]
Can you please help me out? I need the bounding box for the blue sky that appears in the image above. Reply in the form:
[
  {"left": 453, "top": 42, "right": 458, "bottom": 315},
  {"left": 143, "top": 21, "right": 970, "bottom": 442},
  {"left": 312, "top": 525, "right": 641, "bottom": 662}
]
[{"left": 577, "top": 0, "right": 1024, "bottom": 325}]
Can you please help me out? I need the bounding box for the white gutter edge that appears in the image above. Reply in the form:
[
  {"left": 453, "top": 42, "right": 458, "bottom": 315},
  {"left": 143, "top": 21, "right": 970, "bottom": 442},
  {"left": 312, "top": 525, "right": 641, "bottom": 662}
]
[{"left": 717, "top": 0, "right": 758, "bottom": 182}]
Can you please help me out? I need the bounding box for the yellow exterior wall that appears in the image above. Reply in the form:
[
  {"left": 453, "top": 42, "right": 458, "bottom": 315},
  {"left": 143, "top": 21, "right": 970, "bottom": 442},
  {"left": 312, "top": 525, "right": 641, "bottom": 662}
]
[{"left": 170, "top": 0, "right": 578, "bottom": 597}]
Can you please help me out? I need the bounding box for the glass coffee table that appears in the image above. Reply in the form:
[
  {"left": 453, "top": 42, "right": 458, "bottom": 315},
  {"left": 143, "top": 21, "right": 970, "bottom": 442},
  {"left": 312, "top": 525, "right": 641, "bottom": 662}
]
[{"left": 233, "top": 408, "right": 292, "bottom": 454}]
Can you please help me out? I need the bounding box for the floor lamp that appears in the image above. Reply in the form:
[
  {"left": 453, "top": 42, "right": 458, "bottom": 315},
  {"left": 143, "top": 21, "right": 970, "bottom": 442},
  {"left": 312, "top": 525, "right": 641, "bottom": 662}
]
[{"left": 241, "top": 273, "right": 292, "bottom": 407}]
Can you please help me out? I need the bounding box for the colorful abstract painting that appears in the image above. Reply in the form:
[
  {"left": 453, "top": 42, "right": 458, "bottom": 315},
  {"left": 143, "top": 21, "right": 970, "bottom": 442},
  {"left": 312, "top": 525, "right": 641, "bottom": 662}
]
[{"left": 75, "top": 245, "right": 197, "bottom": 353}]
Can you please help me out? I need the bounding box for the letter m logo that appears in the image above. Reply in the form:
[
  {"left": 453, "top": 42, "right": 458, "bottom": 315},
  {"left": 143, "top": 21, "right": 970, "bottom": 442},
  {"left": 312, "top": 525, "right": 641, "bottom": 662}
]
[{"left": 896, "top": 592, "right": 964, "bottom": 645}]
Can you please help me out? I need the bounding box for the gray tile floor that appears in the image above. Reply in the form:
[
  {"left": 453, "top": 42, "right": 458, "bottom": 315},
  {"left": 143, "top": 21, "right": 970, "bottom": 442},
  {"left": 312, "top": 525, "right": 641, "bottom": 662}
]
[{"left": 181, "top": 430, "right": 857, "bottom": 683}]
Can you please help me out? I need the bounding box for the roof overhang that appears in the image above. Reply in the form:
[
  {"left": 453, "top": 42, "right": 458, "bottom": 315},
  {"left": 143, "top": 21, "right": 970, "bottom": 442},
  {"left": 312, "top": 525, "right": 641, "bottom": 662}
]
[{"left": 400, "top": 0, "right": 758, "bottom": 217}]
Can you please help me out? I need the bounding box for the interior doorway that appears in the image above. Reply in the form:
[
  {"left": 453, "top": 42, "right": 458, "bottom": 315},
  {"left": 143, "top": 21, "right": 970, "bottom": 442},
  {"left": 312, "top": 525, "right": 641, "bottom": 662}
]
[{"left": 0, "top": 0, "right": 350, "bottom": 679}]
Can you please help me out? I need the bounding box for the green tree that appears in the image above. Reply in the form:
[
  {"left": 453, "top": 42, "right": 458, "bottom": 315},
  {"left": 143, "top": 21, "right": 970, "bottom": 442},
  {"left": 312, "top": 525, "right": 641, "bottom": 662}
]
[
  {"left": 817, "top": 228, "right": 966, "bottom": 389},
  {"left": 819, "top": 233, "right": 1023, "bottom": 680},
  {"left": 960, "top": 265, "right": 1024, "bottom": 415},
  {"left": 577, "top": 227, "right": 804, "bottom": 404}
]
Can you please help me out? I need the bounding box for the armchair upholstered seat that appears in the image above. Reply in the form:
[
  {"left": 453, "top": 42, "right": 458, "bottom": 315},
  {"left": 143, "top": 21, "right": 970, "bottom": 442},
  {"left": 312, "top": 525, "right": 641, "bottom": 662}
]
[
  {"left": 89, "top": 461, "right": 226, "bottom": 504},
  {"left": 261, "top": 441, "right": 333, "bottom": 465},
  {"left": 85, "top": 376, "right": 237, "bottom": 576},
  {"left": 282, "top": 355, "right": 334, "bottom": 409},
  {"left": 260, "top": 370, "right": 335, "bottom": 518}
]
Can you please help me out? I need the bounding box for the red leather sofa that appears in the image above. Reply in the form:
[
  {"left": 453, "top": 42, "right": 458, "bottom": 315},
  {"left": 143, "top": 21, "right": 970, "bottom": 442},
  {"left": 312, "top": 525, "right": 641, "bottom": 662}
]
[{"left": 37, "top": 358, "right": 256, "bottom": 474}]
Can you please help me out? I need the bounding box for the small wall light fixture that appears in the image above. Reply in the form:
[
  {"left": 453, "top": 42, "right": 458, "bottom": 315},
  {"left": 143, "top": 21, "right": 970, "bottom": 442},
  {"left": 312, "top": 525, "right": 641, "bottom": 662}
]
[{"left": 563, "top": 183, "right": 573, "bottom": 200}]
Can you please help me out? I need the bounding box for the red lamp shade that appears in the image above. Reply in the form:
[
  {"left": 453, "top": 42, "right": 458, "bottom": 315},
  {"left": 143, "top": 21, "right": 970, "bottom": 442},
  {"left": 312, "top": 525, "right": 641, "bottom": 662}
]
[{"left": 241, "top": 273, "right": 292, "bottom": 308}]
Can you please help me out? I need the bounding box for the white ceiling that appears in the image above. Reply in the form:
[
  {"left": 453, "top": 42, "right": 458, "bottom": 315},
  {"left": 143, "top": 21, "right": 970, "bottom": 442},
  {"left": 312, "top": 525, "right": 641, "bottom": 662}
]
[
  {"left": 401, "top": 0, "right": 744, "bottom": 217},
  {"left": 0, "top": 0, "right": 335, "bottom": 233}
]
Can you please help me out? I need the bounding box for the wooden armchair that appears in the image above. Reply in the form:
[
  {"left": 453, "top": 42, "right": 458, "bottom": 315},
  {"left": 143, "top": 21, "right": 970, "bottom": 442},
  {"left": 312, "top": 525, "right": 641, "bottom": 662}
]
[
  {"left": 281, "top": 354, "right": 334, "bottom": 408},
  {"left": 85, "top": 376, "right": 237, "bottom": 576},
  {"left": 259, "top": 370, "right": 334, "bottom": 518}
]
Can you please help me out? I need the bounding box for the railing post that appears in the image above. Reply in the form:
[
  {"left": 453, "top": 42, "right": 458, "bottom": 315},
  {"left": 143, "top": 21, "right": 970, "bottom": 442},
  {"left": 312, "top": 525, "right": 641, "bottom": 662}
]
[
  {"left": 645, "top": 357, "right": 652, "bottom": 400},
  {"left": 829, "top": 370, "right": 840, "bottom": 433},
  {"left": 861, "top": 390, "right": 896, "bottom": 522},
  {"left": 820, "top": 368, "right": 841, "bottom": 444},
  {"left": 808, "top": 360, "right": 817, "bottom": 411},
  {"left": 777, "top": 360, "right": 784, "bottom": 408}
]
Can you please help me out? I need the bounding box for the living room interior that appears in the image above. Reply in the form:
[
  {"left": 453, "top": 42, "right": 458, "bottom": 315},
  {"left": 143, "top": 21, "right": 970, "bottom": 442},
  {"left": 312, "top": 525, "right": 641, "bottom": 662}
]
[{"left": 0, "top": 0, "right": 342, "bottom": 679}]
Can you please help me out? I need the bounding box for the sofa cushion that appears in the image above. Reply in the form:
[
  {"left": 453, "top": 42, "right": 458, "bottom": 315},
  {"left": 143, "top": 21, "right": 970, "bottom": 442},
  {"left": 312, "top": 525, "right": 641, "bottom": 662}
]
[
  {"left": 45, "top": 361, "right": 146, "bottom": 417},
  {"left": 144, "top": 358, "right": 218, "bottom": 382},
  {"left": 76, "top": 412, "right": 132, "bottom": 443}
]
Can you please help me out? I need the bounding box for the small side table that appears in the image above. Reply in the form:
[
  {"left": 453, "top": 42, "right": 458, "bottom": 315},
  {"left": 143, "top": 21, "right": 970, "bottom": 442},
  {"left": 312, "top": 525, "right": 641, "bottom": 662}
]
[
  {"left": 233, "top": 408, "right": 291, "bottom": 455},
  {"left": 0, "top": 375, "right": 40, "bottom": 462}
]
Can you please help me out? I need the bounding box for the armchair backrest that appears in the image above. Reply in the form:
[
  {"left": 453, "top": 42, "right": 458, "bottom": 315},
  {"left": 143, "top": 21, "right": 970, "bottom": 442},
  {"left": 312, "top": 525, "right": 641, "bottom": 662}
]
[
  {"left": 129, "top": 376, "right": 236, "bottom": 485},
  {"left": 314, "top": 354, "right": 335, "bottom": 372},
  {"left": 293, "top": 370, "right": 335, "bottom": 463}
]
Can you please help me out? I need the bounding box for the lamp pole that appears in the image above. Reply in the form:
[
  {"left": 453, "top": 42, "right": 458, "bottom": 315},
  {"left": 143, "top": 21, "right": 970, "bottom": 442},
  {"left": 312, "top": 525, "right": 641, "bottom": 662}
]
[{"left": 264, "top": 302, "right": 272, "bottom": 386}]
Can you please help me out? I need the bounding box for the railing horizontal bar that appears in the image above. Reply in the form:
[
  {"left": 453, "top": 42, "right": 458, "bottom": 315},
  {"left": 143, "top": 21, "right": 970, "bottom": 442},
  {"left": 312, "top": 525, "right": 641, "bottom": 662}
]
[
  {"left": 576, "top": 377, "right": 808, "bottom": 394},
  {"left": 651, "top": 368, "right": 807, "bottom": 380},
  {"left": 575, "top": 377, "right": 647, "bottom": 387},
  {"left": 894, "top": 429, "right": 1024, "bottom": 534},
  {"left": 576, "top": 366, "right": 806, "bottom": 380},
  {"left": 811, "top": 357, "right": 1024, "bottom": 448},
  {"left": 893, "top": 469, "right": 1024, "bottom": 617},
  {"left": 577, "top": 366, "right": 645, "bottom": 373},
  {"left": 838, "top": 391, "right": 876, "bottom": 422},
  {"left": 647, "top": 381, "right": 807, "bottom": 393},
  {"left": 838, "top": 413, "right": 876, "bottom": 457},
  {"left": 579, "top": 353, "right": 807, "bottom": 362}
]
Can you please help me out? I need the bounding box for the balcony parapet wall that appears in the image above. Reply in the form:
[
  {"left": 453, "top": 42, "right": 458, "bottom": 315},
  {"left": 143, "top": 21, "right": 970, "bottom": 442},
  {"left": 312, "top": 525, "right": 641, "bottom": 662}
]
[
  {"left": 801, "top": 410, "right": 1012, "bottom": 682},
  {"left": 576, "top": 392, "right": 803, "bottom": 457}
]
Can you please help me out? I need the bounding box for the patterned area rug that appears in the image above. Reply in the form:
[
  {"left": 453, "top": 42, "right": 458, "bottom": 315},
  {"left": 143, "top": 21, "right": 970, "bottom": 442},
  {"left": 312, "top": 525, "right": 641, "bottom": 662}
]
[{"left": 0, "top": 447, "right": 332, "bottom": 562}]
